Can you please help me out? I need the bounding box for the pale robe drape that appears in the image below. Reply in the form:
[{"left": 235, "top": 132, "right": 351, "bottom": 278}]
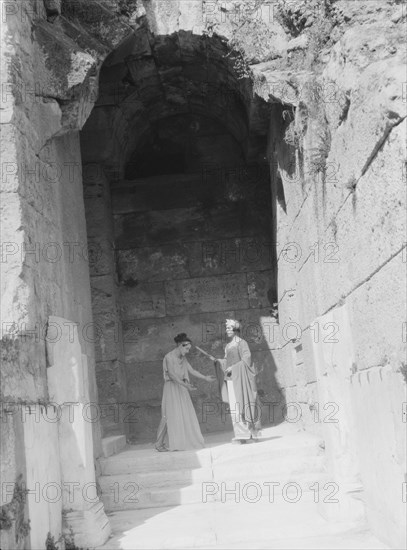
[
  {"left": 214, "top": 337, "right": 261, "bottom": 439},
  {"left": 155, "top": 348, "right": 205, "bottom": 451}
]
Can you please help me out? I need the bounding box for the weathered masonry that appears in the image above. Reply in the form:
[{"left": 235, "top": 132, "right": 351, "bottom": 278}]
[{"left": 1, "top": 1, "right": 405, "bottom": 549}]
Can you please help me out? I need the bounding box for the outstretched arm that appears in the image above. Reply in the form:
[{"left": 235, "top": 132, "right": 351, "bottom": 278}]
[
  {"left": 186, "top": 362, "right": 215, "bottom": 382},
  {"left": 214, "top": 346, "right": 227, "bottom": 372}
]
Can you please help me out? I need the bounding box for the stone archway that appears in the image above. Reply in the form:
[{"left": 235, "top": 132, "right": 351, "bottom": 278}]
[{"left": 80, "top": 24, "right": 283, "bottom": 441}]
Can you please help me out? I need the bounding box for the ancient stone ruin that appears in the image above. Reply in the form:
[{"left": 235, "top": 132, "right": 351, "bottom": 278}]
[{"left": 1, "top": 0, "right": 406, "bottom": 549}]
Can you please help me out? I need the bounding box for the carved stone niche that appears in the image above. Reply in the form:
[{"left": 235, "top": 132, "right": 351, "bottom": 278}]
[{"left": 46, "top": 316, "right": 111, "bottom": 548}]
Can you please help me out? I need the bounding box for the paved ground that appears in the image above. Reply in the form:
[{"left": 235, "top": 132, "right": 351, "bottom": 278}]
[{"left": 96, "top": 424, "right": 389, "bottom": 550}]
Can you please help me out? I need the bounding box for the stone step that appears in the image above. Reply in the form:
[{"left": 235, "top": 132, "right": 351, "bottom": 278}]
[
  {"left": 98, "top": 426, "right": 327, "bottom": 512},
  {"left": 99, "top": 453, "right": 325, "bottom": 491},
  {"left": 101, "top": 435, "right": 127, "bottom": 458},
  {"left": 97, "top": 501, "right": 384, "bottom": 550},
  {"left": 99, "top": 470, "right": 329, "bottom": 512},
  {"left": 213, "top": 454, "right": 325, "bottom": 479},
  {"left": 100, "top": 465, "right": 213, "bottom": 490},
  {"left": 98, "top": 430, "right": 324, "bottom": 476},
  {"left": 99, "top": 446, "right": 212, "bottom": 476},
  {"left": 202, "top": 530, "right": 389, "bottom": 550}
]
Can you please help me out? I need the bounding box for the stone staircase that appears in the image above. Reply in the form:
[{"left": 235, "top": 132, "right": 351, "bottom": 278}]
[
  {"left": 95, "top": 424, "right": 388, "bottom": 549},
  {"left": 98, "top": 424, "right": 325, "bottom": 512}
]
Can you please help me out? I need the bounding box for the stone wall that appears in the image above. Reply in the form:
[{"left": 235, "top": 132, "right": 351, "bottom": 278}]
[
  {"left": 1, "top": 2, "right": 111, "bottom": 545},
  {"left": 262, "top": 5, "right": 406, "bottom": 546},
  {"left": 83, "top": 164, "right": 128, "bottom": 437},
  {"left": 112, "top": 158, "right": 280, "bottom": 440}
]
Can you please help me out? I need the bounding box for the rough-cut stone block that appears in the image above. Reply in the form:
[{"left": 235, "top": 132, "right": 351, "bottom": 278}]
[
  {"left": 117, "top": 244, "right": 190, "bottom": 283},
  {"left": 96, "top": 364, "right": 125, "bottom": 402},
  {"left": 311, "top": 303, "right": 362, "bottom": 508},
  {"left": 247, "top": 270, "right": 276, "bottom": 309},
  {"left": 114, "top": 204, "right": 260, "bottom": 249},
  {"left": 101, "top": 435, "right": 126, "bottom": 458},
  {"left": 80, "top": 106, "right": 127, "bottom": 164},
  {"left": 114, "top": 162, "right": 265, "bottom": 211},
  {"left": 119, "top": 282, "right": 166, "bottom": 320},
  {"left": 300, "top": 328, "right": 318, "bottom": 385},
  {"left": 0, "top": 335, "right": 47, "bottom": 402},
  {"left": 292, "top": 253, "right": 322, "bottom": 329},
  {"left": 91, "top": 275, "right": 119, "bottom": 315},
  {"left": 165, "top": 273, "right": 249, "bottom": 315},
  {"left": 111, "top": 176, "right": 198, "bottom": 214},
  {"left": 113, "top": 208, "right": 201, "bottom": 248},
  {"left": 23, "top": 406, "right": 62, "bottom": 549},
  {"left": 231, "top": 309, "right": 280, "bottom": 351},
  {"left": 122, "top": 309, "right": 279, "bottom": 366},
  {"left": 84, "top": 189, "right": 114, "bottom": 240},
  {"left": 319, "top": 125, "right": 405, "bottom": 314},
  {"left": 125, "top": 400, "right": 162, "bottom": 442},
  {"left": 350, "top": 365, "right": 406, "bottom": 549},
  {"left": 348, "top": 251, "right": 406, "bottom": 371},
  {"left": 88, "top": 238, "right": 115, "bottom": 277},
  {"left": 187, "top": 238, "right": 274, "bottom": 277},
  {"left": 46, "top": 317, "right": 88, "bottom": 403},
  {"left": 250, "top": 349, "right": 285, "bottom": 406},
  {"left": 269, "top": 344, "right": 296, "bottom": 390},
  {"left": 0, "top": 411, "right": 20, "bottom": 507},
  {"left": 323, "top": 29, "right": 405, "bottom": 193},
  {"left": 92, "top": 311, "right": 123, "bottom": 363},
  {"left": 126, "top": 361, "right": 165, "bottom": 403},
  {"left": 122, "top": 313, "right": 232, "bottom": 363}
]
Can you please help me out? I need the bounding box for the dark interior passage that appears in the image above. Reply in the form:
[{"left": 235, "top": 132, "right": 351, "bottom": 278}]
[
  {"left": 81, "top": 29, "right": 283, "bottom": 440},
  {"left": 113, "top": 121, "right": 278, "bottom": 441}
]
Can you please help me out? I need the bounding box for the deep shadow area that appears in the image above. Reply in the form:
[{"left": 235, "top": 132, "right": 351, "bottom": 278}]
[{"left": 80, "top": 27, "right": 287, "bottom": 442}]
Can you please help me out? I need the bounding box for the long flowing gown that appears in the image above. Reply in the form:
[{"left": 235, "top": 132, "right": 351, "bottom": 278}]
[
  {"left": 155, "top": 349, "right": 205, "bottom": 451},
  {"left": 215, "top": 337, "right": 262, "bottom": 439}
]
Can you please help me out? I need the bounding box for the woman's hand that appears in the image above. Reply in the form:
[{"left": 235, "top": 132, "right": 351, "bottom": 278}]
[
  {"left": 205, "top": 375, "right": 216, "bottom": 382},
  {"left": 185, "top": 382, "right": 197, "bottom": 391}
]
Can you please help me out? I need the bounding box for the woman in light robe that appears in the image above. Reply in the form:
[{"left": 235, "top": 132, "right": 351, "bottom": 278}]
[
  {"left": 214, "top": 319, "right": 262, "bottom": 443},
  {"left": 155, "top": 333, "right": 215, "bottom": 452}
]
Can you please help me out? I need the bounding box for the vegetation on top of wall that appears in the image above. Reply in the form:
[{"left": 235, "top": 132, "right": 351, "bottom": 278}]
[
  {"left": 276, "top": 0, "right": 349, "bottom": 71},
  {"left": 118, "top": 0, "right": 139, "bottom": 16},
  {"left": 276, "top": 0, "right": 335, "bottom": 37},
  {"left": 46, "top": 528, "right": 89, "bottom": 550},
  {"left": 220, "top": 1, "right": 280, "bottom": 79},
  {"left": 283, "top": 106, "right": 304, "bottom": 150},
  {"left": 205, "top": 0, "right": 345, "bottom": 86},
  {"left": 282, "top": 76, "right": 332, "bottom": 187},
  {"left": 0, "top": 475, "right": 30, "bottom": 544},
  {"left": 46, "top": 532, "right": 61, "bottom": 550}
]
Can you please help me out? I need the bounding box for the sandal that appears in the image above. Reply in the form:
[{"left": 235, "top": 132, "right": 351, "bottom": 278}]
[{"left": 155, "top": 445, "right": 169, "bottom": 452}]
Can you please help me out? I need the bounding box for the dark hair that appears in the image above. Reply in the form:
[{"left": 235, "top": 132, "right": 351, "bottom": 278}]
[{"left": 174, "top": 333, "right": 192, "bottom": 344}]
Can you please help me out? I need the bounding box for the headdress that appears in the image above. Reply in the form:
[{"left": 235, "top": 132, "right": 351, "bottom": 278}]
[{"left": 225, "top": 319, "right": 240, "bottom": 330}]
